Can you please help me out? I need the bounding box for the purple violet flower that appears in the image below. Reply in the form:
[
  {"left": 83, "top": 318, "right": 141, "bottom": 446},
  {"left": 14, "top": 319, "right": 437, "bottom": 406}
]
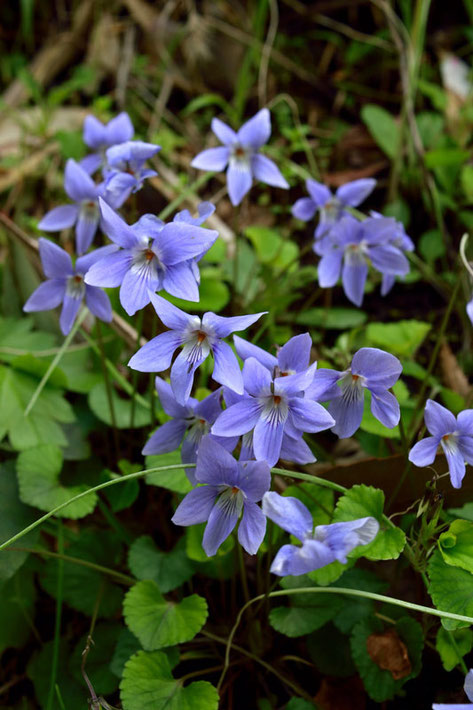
[
  {"left": 292, "top": 177, "right": 376, "bottom": 239},
  {"left": 38, "top": 159, "right": 123, "bottom": 255},
  {"left": 81, "top": 112, "right": 134, "bottom": 174},
  {"left": 262, "top": 491, "right": 379, "bottom": 576},
  {"left": 308, "top": 347, "right": 402, "bottom": 439},
  {"left": 23, "top": 238, "right": 115, "bottom": 335},
  {"left": 172, "top": 201, "right": 216, "bottom": 286},
  {"left": 409, "top": 400, "right": 473, "bottom": 489},
  {"left": 128, "top": 293, "right": 266, "bottom": 404},
  {"left": 172, "top": 436, "right": 271, "bottom": 556},
  {"left": 211, "top": 356, "right": 334, "bottom": 467},
  {"left": 314, "top": 215, "right": 410, "bottom": 306},
  {"left": 104, "top": 140, "right": 161, "bottom": 203},
  {"left": 84, "top": 198, "right": 218, "bottom": 315},
  {"left": 223, "top": 387, "right": 317, "bottom": 465},
  {"left": 191, "top": 108, "right": 289, "bottom": 206},
  {"left": 432, "top": 669, "right": 473, "bottom": 709},
  {"left": 370, "top": 210, "right": 414, "bottom": 296},
  {"left": 143, "top": 378, "right": 238, "bottom": 484},
  {"left": 233, "top": 332, "right": 312, "bottom": 378}
]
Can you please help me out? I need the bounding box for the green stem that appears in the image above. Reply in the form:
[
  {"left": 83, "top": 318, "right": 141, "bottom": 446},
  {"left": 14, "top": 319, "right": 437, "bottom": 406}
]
[
  {"left": 130, "top": 310, "right": 144, "bottom": 429},
  {"left": 446, "top": 629, "right": 469, "bottom": 674},
  {"left": 80, "top": 328, "right": 150, "bottom": 410},
  {"left": 7, "top": 546, "right": 135, "bottom": 585},
  {"left": 217, "top": 586, "right": 473, "bottom": 691},
  {"left": 237, "top": 541, "right": 250, "bottom": 604},
  {"left": 408, "top": 275, "right": 462, "bottom": 446},
  {"left": 97, "top": 498, "right": 133, "bottom": 546},
  {"left": 25, "top": 308, "right": 88, "bottom": 416},
  {"left": 271, "top": 467, "right": 347, "bottom": 494},
  {"left": 96, "top": 321, "right": 119, "bottom": 453},
  {"left": 46, "top": 521, "right": 64, "bottom": 710},
  {"left": 0, "top": 463, "right": 196, "bottom": 551},
  {"left": 157, "top": 172, "right": 215, "bottom": 221}
]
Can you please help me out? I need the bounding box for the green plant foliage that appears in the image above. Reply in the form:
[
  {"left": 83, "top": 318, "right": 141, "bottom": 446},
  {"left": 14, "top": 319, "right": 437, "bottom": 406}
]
[
  {"left": 123, "top": 580, "right": 208, "bottom": 650},
  {"left": 361, "top": 104, "right": 399, "bottom": 158},
  {"left": 436, "top": 626, "right": 473, "bottom": 671},
  {"left": 295, "top": 307, "right": 367, "bottom": 329},
  {"left": 110, "top": 628, "right": 142, "bottom": 678},
  {"left": 0, "top": 365, "right": 75, "bottom": 450},
  {"left": 428, "top": 549, "right": 473, "bottom": 630},
  {"left": 269, "top": 575, "right": 343, "bottom": 637},
  {"left": 145, "top": 452, "right": 192, "bottom": 494},
  {"left": 69, "top": 623, "right": 122, "bottom": 695},
  {"left": 285, "top": 699, "right": 317, "bottom": 710},
  {"left": 40, "top": 530, "right": 124, "bottom": 618},
  {"left": 164, "top": 274, "right": 230, "bottom": 313},
  {"left": 16, "top": 444, "right": 97, "bottom": 518},
  {"left": 332, "top": 485, "right": 406, "bottom": 560},
  {"left": 332, "top": 569, "right": 389, "bottom": 633},
  {"left": 438, "top": 519, "right": 473, "bottom": 574},
  {"left": 88, "top": 381, "right": 152, "bottom": 428},
  {"left": 306, "top": 623, "right": 356, "bottom": 677},
  {"left": 364, "top": 320, "right": 431, "bottom": 357},
  {"left": 350, "top": 616, "right": 424, "bottom": 702},
  {"left": 120, "top": 650, "right": 219, "bottom": 710},
  {"left": 282, "top": 482, "right": 334, "bottom": 526},
  {"left": 0, "top": 461, "right": 38, "bottom": 581},
  {"left": 27, "top": 639, "right": 85, "bottom": 710},
  {"left": 0, "top": 567, "right": 36, "bottom": 654},
  {"left": 128, "top": 536, "right": 194, "bottom": 593}
]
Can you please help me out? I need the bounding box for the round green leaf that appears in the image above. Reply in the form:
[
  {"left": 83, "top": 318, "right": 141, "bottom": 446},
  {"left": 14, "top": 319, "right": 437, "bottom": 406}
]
[
  {"left": 436, "top": 626, "right": 473, "bottom": 671},
  {"left": 123, "top": 580, "right": 208, "bottom": 650},
  {"left": 88, "top": 382, "right": 152, "bottom": 428},
  {"left": 16, "top": 444, "right": 97, "bottom": 519},
  {"left": 128, "top": 536, "right": 194, "bottom": 593},
  {"left": 332, "top": 484, "right": 406, "bottom": 561},
  {"left": 439, "top": 519, "right": 473, "bottom": 574},
  {"left": 120, "top": 650, "right": 218, "bottom": 710},
  {"left": 428, "top": 549, "right": 473, "bottom": 630}
]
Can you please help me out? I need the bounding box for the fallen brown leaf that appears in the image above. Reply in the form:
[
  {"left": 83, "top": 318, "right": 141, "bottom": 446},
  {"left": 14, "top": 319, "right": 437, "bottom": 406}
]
[{"left": 366, "top": 627, "right": 411, "bottom": 680}]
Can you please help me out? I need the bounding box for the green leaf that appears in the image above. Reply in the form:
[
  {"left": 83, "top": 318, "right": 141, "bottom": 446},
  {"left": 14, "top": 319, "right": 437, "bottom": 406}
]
[
  {"left": 110, "top": 628, "right": 142, "bottom": 678},
  {"left": 28, "top": 639, "right": 85, "bottom": 710},
  {"left": 245, "top": 225, "right": 283, "bottom": 263},
  {"left": 69, "top": 623, "right": 121, "bottom": 695},
  {"left": 350, "top": 616, "right": 423, "bottom": 702},
  {"left": 436, "top": 626, "right": 473, "bottom": 671},
  {"left": 120, "top": 651, "right": 219, "bottom": 710},
  {"left": 332, "top": 569, "right": 389, "bottom": 633},
  {"left": 364, "top": 320, "right": 431, "bottom": 357},
  {"left": 424, "top": 148, "right": 470, "bottom": 168},
  {"left": 419, "top": 229, "right": 446, "bottom": 264},
  {"left": 416, "top": 112, "right": 444, "bottom": 149},
  {"left": 428, "top": 549, "right": 473, "bottom": 629},
  {"left": 123, "top": 581, "right": 208, "bottom": 650},
  {"left": 0, "top": 461, "right": 38, "bottom": 581},
  {"left": 361, "top": 104, "right": 399, "bottom": 158},
  {"left": 0, "top": 567, "right": 36, "bottom": 654},
  {"left": 0, "top": 365, "right": 74, "bottom": 450},
  {"left": 163, "top": 276, "right": 230, "bottom": 313},
  {"left": 270, "top": 575, "right": 343, "bottom": 637},
  {"left": 439, "top": 519, "right": 473, "bottom": 574},
  {"left": 283, "top": 483, "right": 334, "bottom": 527},
  {"left": 40, "top": 530, "right": 123, "bottom": 618},
  {"left": 88, "top": 382, "right": 152, "bottom": 429},
  {"left": 286, "top": 699, "right": 317, "bottom": 710},
  {"left": 295, "top": 307, "right": 367, "bottom": 329},
  {"left": 145, "top": 452, "right": 192, "bottom": 494},
  {"left": 16, "top": 444, "right": 97, "bottom": 519},
  {"left": 332, "top": 485, "right": 406, "bottom": 560},
  {"left": 306, "top": 623, "right": 356, "bottom": 677},
  {"left": 128, "top": 536, "right": 194, "bottom": 593}
]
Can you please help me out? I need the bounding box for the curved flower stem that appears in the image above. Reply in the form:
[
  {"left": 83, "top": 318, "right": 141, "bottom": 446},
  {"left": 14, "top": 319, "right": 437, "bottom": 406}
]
[
  {"left": 24, "top": 308, "right": 88, "bottom": 416},
  {"left": 0, "top": 463, "right": 196, "bottom": 551},
  {"left": 217, "top": 586, "right": 473, "bottom": 692},
  {"left": 46, "top": 521, "right": 64, "bottom": 710}
]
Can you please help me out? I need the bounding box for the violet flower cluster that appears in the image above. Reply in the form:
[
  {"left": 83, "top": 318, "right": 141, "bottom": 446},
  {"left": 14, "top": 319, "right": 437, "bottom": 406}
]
[{"left": 291, "top": 175, "right": 413, "bottom": 306}]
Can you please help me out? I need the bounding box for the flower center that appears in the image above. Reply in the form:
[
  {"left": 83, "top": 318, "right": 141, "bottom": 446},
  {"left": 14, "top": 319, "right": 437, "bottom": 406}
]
[
  {"left": 231, "top": 486, "right": 240, "bottom": 494},
  {"left": 273, "top": 395, "right": 282, "bottom": 405},
  {"left": 80, "top": 200, "right": 99, "bottom": 221},
  {"left": 196, "top": 331, "right": 207, "bottom": 344},
  {"left": 144, "top": 249, "right": 155, "bottom": 262},
  {"left": 66, "top": 273, "right": 86, "bottom": 299}
]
